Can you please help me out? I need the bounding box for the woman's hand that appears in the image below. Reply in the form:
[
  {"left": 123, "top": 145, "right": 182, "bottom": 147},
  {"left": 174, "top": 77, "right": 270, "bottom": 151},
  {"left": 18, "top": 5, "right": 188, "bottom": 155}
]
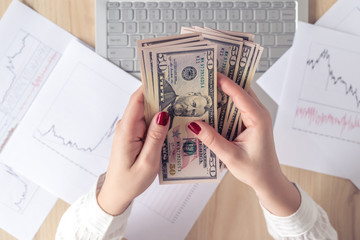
[
  {"left": 97, "top": 87, "right": 170, "bottom": 216},
  {"left": 187, "top": 73, "right": 301, "bottom": 216}
]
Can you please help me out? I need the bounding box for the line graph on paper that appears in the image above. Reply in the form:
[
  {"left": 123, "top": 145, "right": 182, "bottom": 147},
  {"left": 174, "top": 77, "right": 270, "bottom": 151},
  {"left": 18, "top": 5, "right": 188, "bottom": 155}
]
[
  {"left": 293, "top": 43, "right": 360, "bottom": 144},
  {"left": 0, "top": 163, "right": 38, "bottom": 213},
  {"left": 32, "top": 64, "right": 128, "bottom": 176},
  {"left": 0, "top": 30, "right": 60, "bottom": 147}
]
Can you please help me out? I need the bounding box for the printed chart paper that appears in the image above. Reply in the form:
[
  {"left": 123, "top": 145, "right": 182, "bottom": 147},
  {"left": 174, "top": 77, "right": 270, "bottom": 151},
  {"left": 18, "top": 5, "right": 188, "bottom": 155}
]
[{"left": 274, "top": 22, "right": 360, "bottom": 188}]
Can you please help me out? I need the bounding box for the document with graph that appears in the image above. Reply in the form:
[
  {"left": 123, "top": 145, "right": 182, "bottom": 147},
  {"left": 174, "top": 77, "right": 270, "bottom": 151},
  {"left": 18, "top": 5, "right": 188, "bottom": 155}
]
[
  {"left": 1, "top": 39, "right": 141, "bottom": 203},
  {"left": 274, "top": 22, "right": 360, "bottom": 188}
]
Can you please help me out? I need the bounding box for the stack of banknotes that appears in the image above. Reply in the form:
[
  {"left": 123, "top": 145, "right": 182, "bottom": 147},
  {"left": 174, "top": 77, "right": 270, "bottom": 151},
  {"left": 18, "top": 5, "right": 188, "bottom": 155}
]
[{"left": 137, "top": 27, "right": 263, "bottom": 184}]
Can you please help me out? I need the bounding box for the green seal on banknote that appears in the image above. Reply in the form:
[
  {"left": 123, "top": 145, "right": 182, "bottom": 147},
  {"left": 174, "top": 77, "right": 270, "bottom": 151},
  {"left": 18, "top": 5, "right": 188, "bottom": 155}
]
[{"left": 182, "top": 140, "right": 197, "bottom": 156}]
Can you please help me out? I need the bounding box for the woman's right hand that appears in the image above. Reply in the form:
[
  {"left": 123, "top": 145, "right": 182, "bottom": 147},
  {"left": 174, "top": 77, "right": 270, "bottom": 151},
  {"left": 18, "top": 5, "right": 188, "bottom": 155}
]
[{"left": 187, "top": 73, "right": 301, "bottom": 216}]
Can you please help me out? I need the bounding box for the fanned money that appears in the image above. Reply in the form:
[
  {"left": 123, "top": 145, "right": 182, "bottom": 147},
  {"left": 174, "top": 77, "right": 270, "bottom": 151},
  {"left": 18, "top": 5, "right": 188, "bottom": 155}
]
[{"left": 137, "top": 28, "right": 263, "bottom": 184}]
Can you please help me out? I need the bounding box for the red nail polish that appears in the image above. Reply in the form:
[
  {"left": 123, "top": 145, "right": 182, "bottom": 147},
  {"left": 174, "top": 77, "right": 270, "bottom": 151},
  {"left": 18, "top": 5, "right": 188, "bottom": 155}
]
[
  {"left": 156, "top": 112, "right": 170, "bottom": 126},
  {"left": 188, "top": 122, "right": 201, "bottom": 135}
]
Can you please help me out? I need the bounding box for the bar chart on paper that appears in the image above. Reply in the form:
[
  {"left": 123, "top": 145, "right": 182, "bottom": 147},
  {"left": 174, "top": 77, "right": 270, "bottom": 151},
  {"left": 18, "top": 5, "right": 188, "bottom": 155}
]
[
  {"left": 32, "top": 63, "right": 125, "bottom": 177},
  {"left": 293, "top": 43, "right": 360, "bottom": 144}
]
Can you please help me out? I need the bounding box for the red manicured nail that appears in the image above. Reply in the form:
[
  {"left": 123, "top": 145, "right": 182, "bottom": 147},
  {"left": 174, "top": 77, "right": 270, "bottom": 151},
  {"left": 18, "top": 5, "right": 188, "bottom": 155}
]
[
  {"left": 156, "top": 112, "right": 170, "bottom": 126},
  {"left": 188, "top": 122, "right": 201, "bottom": 135}
]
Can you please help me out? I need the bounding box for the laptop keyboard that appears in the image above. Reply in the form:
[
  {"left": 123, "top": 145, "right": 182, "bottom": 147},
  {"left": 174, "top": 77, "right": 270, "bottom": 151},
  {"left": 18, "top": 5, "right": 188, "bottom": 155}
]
[{"left": 106, "top": 1, "right": 297, "bottom": 72}]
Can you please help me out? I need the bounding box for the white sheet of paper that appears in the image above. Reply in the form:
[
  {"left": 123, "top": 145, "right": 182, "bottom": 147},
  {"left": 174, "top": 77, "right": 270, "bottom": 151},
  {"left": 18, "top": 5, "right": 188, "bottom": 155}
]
[
  {"left": 257, "top": 0, "right": 360, "bottom": 104},
  {"left": 274, "top": 22, "right": 360, "bottom": 188},
  {"left": 1, "top": 39, "right": 141, "bottom": 203},
  {"left": 0, "top": 1, "right": 77, "bottom": 238},
  {"left": 126, "top": 173, "right": 225, "bottom": 239}
]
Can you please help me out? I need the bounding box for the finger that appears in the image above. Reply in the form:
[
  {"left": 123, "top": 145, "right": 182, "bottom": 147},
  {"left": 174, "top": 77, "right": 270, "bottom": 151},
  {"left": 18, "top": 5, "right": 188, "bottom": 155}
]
[
  {"left": 187, "top": 120, "right": 238, "bottom": 167},
  {"left": 217, "top": 73, "right": 262, "bottom": 126},
  {"left": 136, "top": 111, "right": 170, "bottom": 168},
  {"left": 122, "top": 87, "right": 145, "bottom": 124}
]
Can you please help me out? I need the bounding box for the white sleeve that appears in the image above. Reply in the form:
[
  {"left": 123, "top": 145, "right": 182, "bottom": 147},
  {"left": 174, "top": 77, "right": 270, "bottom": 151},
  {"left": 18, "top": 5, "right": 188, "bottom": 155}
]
[
  {"left": 261, "top": 184, "right": 338, "bottom": 240},
  {"left": 55, "top": 173, "right": 132, "bottom": 240}
]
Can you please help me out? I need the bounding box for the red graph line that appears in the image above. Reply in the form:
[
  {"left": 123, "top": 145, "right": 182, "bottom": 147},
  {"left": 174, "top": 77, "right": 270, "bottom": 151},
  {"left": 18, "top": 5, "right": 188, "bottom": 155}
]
[{"left": 295, "top": 106, "right": 360, "bottom": 134}]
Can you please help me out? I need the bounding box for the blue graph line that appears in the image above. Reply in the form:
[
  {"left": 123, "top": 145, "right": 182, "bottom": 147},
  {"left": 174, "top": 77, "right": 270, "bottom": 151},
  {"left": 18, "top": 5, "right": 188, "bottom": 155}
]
[
  {"left": 306, "top": 49, "right": 360, "bottom": 108},
  {"left": 37, "top": 116, "right": 118, "bottom": 152}
]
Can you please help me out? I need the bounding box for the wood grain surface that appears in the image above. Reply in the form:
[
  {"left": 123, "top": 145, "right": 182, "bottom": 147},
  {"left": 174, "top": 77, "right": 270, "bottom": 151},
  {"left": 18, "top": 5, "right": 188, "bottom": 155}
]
[{"left": 0, "top": 0, "right": 359, "bottom": 239}]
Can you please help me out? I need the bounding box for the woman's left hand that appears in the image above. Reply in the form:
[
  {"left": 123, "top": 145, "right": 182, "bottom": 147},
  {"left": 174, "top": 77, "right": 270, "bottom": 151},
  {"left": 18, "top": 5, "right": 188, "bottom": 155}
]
[{"left": 97, "top": 87, "right": 170, "bottom": 215}]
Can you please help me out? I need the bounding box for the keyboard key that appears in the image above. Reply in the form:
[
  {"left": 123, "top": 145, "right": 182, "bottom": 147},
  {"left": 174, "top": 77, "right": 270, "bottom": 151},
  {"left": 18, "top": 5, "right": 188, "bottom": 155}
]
[
  {"left": 254, "top": 35, "right": 261, "bottom": 44},
  {"left": 201, "top": 9, "right": 214, "bottom": 20},
  {"left": 121, "top": 9, "right": 133, "bottom": 20},
  {"left": 121, "top": 2, "right": 132, "bottom": 8},
  {"left": 108, "top": 48, "right": 135, "bottom": 59},
  {"left": 165, "top": 22, "right": 177, "bottom": 33},
  {"left": 234, "top": 2, "right": 246, "bottom": 8},
  {"left": 153, "top": 22, "right": 164, "bottom": 33},
  {"left": 121, "top": 60, "right": 134, "bottom": 71},
  {"left": 261, "top": 48, "right": 268, "bottom": 58},
  {"left": 210, "top": 2, "right": 221, "bottom": 8},
  {"left": 215, "top": 10, "right": 227, "bottom": 20},
  {"left": 284, "top": 22, "right": 296, "bottom": 32},
  {"left": 262, "top": 35, "right": 275, "bottom": 45},
  {"left": 218, "top": 22, "right": 230, "bottom": 30},
  {"left": 146, "top": 2, "right": 158, "bottom": 8},
  {"left": 270, "top": 47, "right": 288, "bottom": 58},
  {"left": 175, "top": 9, "right": 187, "bottom": 20},
  {"left": 134, "top": 2, "right": 145, "bottom": 8},
  {"left": 134, "top": 60, "right": 140, "bottom": 71},
  {"left": 108, "top": 22, "right": 124, "bottom": 33},
  {"left": 139, "top": 22, "right": 150, "bottom": 33},
  {"left": 272, "top": 2, "right": 284, "bottom": 8},
  {"left": 270, "top": 22, "right": 283, "bottom": 32},
  {"left": 149, "top": 9, "right": 160, "bottom": 20},
  {"left": 162, "top": 9, "right": 174, "bottom": 20},
  {"left": 108, "top": 10, "right": 120, "bottom": 20},
  {"left": 248, "top": 2, "right": 259, "bottom": 8},
  {"left": 258, "top": 60, "right": 269, "bottom": 71},
  {"left": 179, "top": 22, "right": 191, "bottom": 29},
  {"left": 189, "top": 9, "right": 200, "bottom": 20},
  {"left": 276, "top": 35, "right": 293, "bottom": 45},
  {"left": 244, "top": 22, "right": 256, "bottom": 33},
  {"left": 281, "top": 9, "right": 296, "bottom": 20},
  {"left": 257, "top": 22, "right": 269, "bottom": 32},
  {"left": 191, "top": 22, "right": 204, "bottom": 27},
  {"left": 143, "top": 34, "right": 155, "bottom": 39},
  {"left": 107, "top": 2, "right": 120, "bottom": 8},
  {"left": 159, "top": 2, "right": 171, "bottom": 8},
  {"left": 285, "top": 2, "right": 296, "bottom": 8},
  {"left": 229, "top": 10, "right": 240, "bottom": 20},
  {"left": 172, "top": 2, "right": 183, "bottom": 8},
  {"left": 260, "top": 2, "right": 271, "bottom": 8},
  {"left": 185, "top": 2, "right": 196, "bottom": 8},
  {"left": 108, "top": 35, "right": 128, "bottom": 46},
  {"left": 204, "top": 22, "right": 217, "bottom": 29},
  {"left": 241, "top": 10, "right": 253, "bottom": 20},
  {"left": 255, "top": 10, "right": 266, "bottom": 20},
  {"left": 110, "top": 59, "right": 120, "bottom": 66},
  {"left": 223, "top": 2, "right": 233, "bottom": 8},
  {"left": 129, "top": 35, "right": 142, "bottom": 46},
  {"left": 268, "top": 10, "right": 280, "bottom": 20},
  {"left": 197, "top": 2, "right": 209, "bottom": 8},
  {"left": 231, "top": 22, "right": 243, "bottom": 31},
  {"left": 135, "top": 9, "right": 147, "bottom": 20},
  {"left": 125, "top": 22, "right": 137, "bottom": 33}
]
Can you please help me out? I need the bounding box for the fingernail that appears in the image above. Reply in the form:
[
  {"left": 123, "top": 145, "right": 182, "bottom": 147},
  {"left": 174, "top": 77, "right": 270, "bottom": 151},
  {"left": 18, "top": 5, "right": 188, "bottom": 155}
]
[
  {"left": 156, "top": 112, "right": 170, "bottom": 126},
  {"left": 188, "top": 122, "right": 201, "bottom": 135}
]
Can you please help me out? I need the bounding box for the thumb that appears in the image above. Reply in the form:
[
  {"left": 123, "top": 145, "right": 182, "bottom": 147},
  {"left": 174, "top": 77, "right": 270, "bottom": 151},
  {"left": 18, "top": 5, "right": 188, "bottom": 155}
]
[
  {"left": 187, "top": 121, "right": 237, "bottom": 165},
  {"left": 138, "top": 112, "right": 170, "bottom": 166}
]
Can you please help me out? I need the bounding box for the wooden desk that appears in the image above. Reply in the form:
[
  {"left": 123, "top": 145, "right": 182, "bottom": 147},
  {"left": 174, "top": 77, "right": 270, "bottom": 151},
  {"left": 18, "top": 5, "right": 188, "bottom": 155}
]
[{"left": 0, "top": 0, "right": 359, "bottom": 239}]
